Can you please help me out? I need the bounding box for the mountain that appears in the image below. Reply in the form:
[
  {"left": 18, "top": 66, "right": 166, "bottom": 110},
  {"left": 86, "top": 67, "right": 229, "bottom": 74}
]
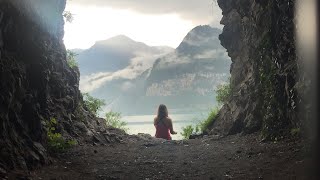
[
  {"left": 132, "top": 25, "right": 231, "bottom": 114},
  {"left": 83, "top": 25, "right": 231, "bottom": 115},
  {"left": 71, "top": 48, "right": 85, "bottom": 54},
  {"left": 146, "top": 25, "right": 229, "bottom": 90},
  {"left": 76, "top": 35, "right": 173, "bottom": 76},
  {"left": 176, "top": 25, "right": 223, "bottom": 55}
]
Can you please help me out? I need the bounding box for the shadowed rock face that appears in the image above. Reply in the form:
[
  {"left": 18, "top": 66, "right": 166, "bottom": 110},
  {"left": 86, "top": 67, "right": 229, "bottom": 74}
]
[
  {"left": 211, "top": 0, "right": 302, "bottom": 137},
  {"left": 0, "top": 0, "right": 67, "bottom": 172},
  {"left": 0, "top": 0, "right": 116, "bottom": 173}
]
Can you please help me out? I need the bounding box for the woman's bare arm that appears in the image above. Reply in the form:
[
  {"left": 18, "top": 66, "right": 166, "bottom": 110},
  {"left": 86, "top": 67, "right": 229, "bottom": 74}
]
[
  {"left": 154, "top": 117, "right": 157, "bottom": 126},
  {"left": 168, "top": 118, "right": 177, "bottom": 134}
]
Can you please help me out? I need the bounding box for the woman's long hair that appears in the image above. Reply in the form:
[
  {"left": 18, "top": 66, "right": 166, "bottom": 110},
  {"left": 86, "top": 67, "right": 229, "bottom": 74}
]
[{"left": 157, "top": 104, "right": 168, "bottom": 120}]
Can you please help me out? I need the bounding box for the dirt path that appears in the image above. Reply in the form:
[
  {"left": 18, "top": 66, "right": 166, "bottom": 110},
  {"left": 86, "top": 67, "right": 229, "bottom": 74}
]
[{"left": 31, "top": 134, "right": 310, "bottom": 180}]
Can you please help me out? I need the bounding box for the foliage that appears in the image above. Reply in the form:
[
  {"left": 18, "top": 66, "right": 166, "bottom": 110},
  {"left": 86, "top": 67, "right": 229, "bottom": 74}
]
[
  {"left": 105, "top": 111, "right": 128, "bottom": 132},
  {"left": 181, "top": 125, "right": 196, "bottom": 140},
  {"left": 46, "top": 118, "right": 77, "bottom": 152},
  {"left": 66, "top": 50, "right": 78, "bottom": 68},
  {"left": 216, "top": 80, "right": 232, "bottom": 106},
  {"left": 74, "top": 103, "right": 86, "bottom": 123},
  {"left": 257, "top": 32, "right": 287, "bottom": 140},
  {"left": 198, "top": 108, "right": 219, "bottom": 132},
  {"left": 290, "top": 128, "right": 300, "bottom": 137},
  {"left": 82, "top": 93, "right": 106, "bottom": 116},
  {"left": 63, "top": 11, "right": 74, "bottom": 23},
  {"left": 181, "top": 108, "right": 219, "bottom": 139}
]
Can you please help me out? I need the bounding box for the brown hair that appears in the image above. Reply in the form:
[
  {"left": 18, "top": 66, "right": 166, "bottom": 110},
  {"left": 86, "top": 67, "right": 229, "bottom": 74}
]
[{"left": 157, "top": 104, "right": 168, "bottom": 120}]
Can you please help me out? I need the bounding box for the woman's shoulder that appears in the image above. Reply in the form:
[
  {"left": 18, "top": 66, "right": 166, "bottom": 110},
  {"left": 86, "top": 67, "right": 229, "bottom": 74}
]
[{"left": 165, "top": 117, "right": 172, "bottom": 122}]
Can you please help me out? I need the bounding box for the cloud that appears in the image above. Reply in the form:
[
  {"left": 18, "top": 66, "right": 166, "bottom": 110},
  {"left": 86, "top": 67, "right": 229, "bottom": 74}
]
[
  {"left": 79, "top": 50, "right": 171, "bottom": 93},
  {"left": 68, "top": 0, "right": 223, "bottom": 27},
  {"left": 194, "top": 49, "right": 228, "bottom": 59},
  {"left": 120, "top": 81, "right": 135, "bottom": 92},
  {"left": 80, "top": 72, "right": 112, "bottom": 93}
]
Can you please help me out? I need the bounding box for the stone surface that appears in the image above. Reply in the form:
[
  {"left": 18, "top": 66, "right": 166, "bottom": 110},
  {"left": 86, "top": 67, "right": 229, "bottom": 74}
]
[
  {"left": 0, "top": 0, "right": 117, "bottom": 173},
  {"left": 210, "top": 0, "right": 301, "bottom": 137}
]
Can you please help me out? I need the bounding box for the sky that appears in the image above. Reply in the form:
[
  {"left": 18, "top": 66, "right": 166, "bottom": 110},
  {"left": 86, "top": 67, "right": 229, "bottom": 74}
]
[{"left": 64, "top": 0, "right": 223, "bottom": 49}]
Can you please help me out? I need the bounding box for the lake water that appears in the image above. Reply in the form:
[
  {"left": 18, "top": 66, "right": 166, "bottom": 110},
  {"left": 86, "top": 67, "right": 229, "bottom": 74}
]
[{"left": 122, "top": 113, "right": 206, "bottom": 140}]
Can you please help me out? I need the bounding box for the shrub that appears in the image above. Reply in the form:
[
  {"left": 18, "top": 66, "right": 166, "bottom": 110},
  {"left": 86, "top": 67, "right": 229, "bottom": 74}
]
[
  {"left": 46, "top": 118, "right": 77, "bottom": 152},
  {"left": 66, "top": 50, "right": 78, "bottom": 68},
  {"left": 82, "top": 93, "right": 106, "bottom": 116},
  {"left": 216, "top": 80, "right": 232, "bottom": 105},
  {"left": 63, "top": 11, "right": 74, "bottom": 23},
  {"left": 181, "top": 125, "right": 195, "bottom": 140},
  {"left": 181, "top": 108, "right": 219, "bottom": 139},
  {"left": 105, "top": 111, "right": 128, "bottom": 132}
]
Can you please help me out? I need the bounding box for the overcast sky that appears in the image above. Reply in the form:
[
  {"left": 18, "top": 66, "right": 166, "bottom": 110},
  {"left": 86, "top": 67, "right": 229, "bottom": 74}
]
[{"left": 64, "top": 0, "right": 222, "bottom": 49}]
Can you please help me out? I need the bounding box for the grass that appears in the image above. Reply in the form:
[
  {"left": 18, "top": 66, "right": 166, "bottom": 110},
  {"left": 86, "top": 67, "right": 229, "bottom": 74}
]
[{"left": 198, "top": 108, "right": 219, "bottom": 132}]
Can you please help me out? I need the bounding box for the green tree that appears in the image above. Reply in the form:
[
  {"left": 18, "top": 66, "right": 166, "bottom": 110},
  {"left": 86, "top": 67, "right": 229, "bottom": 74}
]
[{"left": 82, "top": 93, "right": 106, "bottom": 116}]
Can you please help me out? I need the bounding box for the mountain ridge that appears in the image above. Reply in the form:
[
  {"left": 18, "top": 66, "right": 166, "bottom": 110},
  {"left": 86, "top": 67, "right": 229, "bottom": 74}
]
[
  {"left": 76, "top": 35, "right": 174, "bottom": 76},
  {"left": 82, "top": 25, "right": 232, "bottom": 115}
]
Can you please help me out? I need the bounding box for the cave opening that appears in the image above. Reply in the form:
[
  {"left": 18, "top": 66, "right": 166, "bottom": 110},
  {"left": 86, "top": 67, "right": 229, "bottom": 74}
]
[
  {"left": 62, "top": 0, "right": 232, "bottom": 140},
  {"left": 0, "top": 0, "right": 317, "bottom": 179}
]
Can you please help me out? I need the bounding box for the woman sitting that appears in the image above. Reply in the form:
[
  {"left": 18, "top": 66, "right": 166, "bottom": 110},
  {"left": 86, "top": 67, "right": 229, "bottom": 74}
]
[{"left": 154, "top": 104, "right": 177, "bottom": 140}]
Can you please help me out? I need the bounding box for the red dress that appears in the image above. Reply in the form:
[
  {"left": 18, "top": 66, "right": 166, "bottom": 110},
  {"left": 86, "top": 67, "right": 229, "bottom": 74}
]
[{"left": 155, "top": 120, "right": 171, "bottom": 140}]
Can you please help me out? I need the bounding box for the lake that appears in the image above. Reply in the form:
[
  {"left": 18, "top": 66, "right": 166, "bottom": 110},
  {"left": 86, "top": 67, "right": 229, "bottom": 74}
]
[{"left": 122, "top": 113, "right": 206, "bottom": 140}]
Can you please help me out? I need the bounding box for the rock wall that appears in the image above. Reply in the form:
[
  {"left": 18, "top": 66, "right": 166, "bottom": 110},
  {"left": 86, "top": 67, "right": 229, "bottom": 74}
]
[
  {"left": 211, "top": 0, "right": 302, "bottom": 138},
  {"left": 0, "top": 0, "right": 114, "bottom": 174}
]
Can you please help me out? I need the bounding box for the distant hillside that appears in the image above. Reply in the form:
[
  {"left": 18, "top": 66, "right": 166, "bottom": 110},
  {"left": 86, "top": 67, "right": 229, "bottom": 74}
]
[
  {"left": 142, "top": 25, "right": 231, "bottom": 110},
  {"left": 82, "top": 25, "right": 231, "bottom": 115},
  {"left": 76, "top": 35, "right": 173, "bottom": 76}
]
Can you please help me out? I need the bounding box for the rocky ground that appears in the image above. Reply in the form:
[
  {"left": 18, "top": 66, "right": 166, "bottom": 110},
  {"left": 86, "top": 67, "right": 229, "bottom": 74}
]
[{"left": 6, "top": 133, "right": 311, "bottom": 180}]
